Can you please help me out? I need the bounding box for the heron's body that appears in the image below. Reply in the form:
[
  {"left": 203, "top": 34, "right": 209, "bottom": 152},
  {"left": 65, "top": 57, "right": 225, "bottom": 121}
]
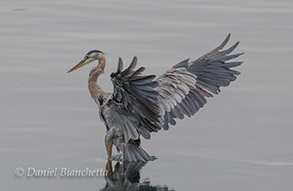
[
  {"left": 68, "top": 34, "right": 244, "bottom": 162},
  {"left": 87, "top": 63, "right": 152, "bottom": 161}
]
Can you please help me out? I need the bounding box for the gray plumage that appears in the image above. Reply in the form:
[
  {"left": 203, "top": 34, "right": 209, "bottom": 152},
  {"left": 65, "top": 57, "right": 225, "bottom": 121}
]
[{"left": 67, "top": 33, "right": 244, "bottom": 162}]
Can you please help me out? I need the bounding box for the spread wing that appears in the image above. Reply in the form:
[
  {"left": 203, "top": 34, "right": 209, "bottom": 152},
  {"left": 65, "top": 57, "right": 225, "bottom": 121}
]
[
  {"left": 109, "top": 57, "right": 163, "bottom": 142},
  {"left": 109, "top": 33, "right": 243, "bottom": 142},
  {"left": 157, "top": 33, "right": 244, "bottom": 130}
]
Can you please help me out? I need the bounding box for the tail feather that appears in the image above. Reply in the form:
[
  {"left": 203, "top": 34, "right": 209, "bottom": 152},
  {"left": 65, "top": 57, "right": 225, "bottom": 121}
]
[{"left": 122, "top": 142, "right": 154, "bottom": 162}]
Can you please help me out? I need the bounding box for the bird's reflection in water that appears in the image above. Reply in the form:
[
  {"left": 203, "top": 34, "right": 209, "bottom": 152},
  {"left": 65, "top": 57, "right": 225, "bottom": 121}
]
[{"left": 100, "top": 160, "right": 174, "bottom": 191}]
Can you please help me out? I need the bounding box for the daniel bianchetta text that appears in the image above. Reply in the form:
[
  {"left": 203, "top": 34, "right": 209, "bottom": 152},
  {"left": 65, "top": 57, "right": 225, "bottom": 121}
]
[{"left": 15, "top": 167, "right": 108, "bottom": 177}]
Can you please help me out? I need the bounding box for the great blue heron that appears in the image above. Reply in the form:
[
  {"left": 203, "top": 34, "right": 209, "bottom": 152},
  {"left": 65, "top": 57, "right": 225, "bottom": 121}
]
[{"left": 68, "top": 34, "right": 243, "bottom": 162}]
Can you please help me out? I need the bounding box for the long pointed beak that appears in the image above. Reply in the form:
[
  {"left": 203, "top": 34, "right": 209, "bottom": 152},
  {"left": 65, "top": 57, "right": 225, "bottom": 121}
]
[{"left": 67, "top": 57, "right": 95, "bottom": 73}]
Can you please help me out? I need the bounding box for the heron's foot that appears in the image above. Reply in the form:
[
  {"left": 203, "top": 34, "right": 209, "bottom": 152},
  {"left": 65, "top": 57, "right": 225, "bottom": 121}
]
[{"left": 110, "top": 153, "right": 123, "bottom": 162}]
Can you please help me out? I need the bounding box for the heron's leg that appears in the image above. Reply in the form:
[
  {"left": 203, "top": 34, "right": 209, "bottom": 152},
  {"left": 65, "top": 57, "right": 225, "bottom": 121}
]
[
  {"left": 105, "top": 136, "right": 113, "bottom": 159},
  {"left": 115, "top": 136, "right": 124, "bottom": 153},
  {"left": 105, "top": 159, "right": 112, "bottom": 175},
  {"left": 105, "top": 141, "right": 113, "bottom": 159},
  {"left": 116, "top": 146, "right": 120, "bottom": 153}
]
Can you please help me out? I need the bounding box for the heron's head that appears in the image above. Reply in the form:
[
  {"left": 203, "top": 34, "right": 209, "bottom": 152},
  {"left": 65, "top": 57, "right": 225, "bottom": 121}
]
[{"left": 67, "top": 50, "right": 105, "bottom": 73}]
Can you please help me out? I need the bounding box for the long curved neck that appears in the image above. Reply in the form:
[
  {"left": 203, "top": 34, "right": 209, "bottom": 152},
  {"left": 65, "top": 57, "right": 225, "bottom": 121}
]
[{"left": 88, "top": 57, "right": 106, "bottom": 105}]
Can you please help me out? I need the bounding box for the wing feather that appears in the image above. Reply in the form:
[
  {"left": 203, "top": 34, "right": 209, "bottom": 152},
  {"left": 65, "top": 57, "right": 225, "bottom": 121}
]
[
  {"left": 157, "top": 34, "right": 244, "bottom": 129},
  {"left": 110, "top": 57, "right": 162, "bottom": 142},
  {"left": 108, "top": 34, "right": 243, "bottom": 139}
]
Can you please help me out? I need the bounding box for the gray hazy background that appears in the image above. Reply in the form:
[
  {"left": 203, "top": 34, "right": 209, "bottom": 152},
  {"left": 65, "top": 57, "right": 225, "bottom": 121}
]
[{"left": 1, "top": 0, "right": 293, "bottom": 190}]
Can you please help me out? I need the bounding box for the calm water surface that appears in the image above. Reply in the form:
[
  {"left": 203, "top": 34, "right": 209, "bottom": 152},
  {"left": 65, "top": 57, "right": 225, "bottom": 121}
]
[{"left": 1, "top": 0, "right": 293, "bottom": 190}]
